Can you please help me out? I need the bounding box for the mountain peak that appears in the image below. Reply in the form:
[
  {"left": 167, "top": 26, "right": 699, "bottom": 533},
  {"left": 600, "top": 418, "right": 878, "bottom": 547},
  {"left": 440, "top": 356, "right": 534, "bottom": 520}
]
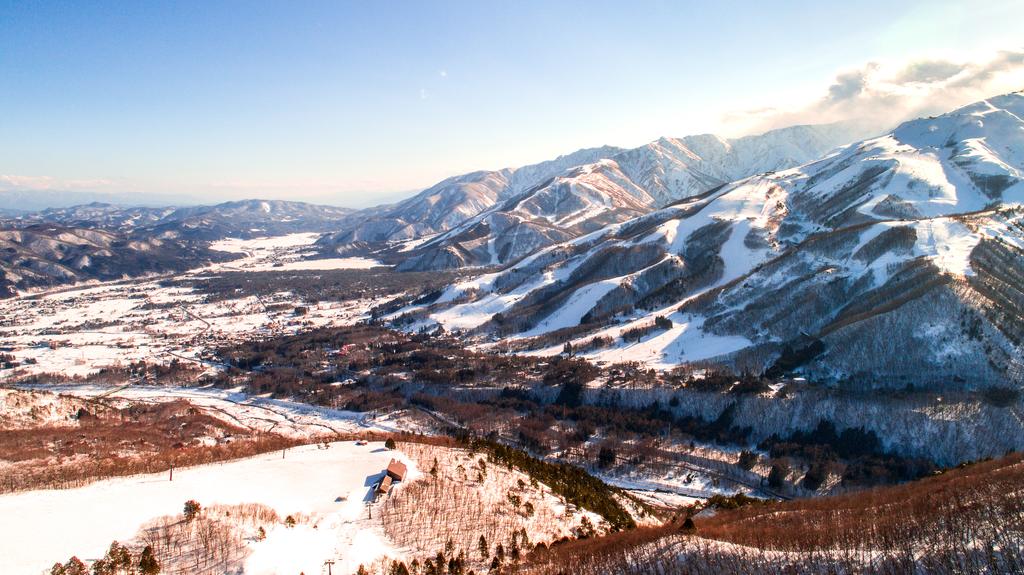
[{"left": 393, "top": 93, "right": 1024, "bottom": 386}]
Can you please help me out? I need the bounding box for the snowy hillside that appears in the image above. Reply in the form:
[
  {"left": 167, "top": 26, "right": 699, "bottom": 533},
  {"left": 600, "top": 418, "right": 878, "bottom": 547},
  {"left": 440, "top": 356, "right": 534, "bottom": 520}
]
[
  {"left": 393, "top": 123, "right": 867, "bottom": 270},
  {"left": 316, "top": 146, "right": 624, "bottom": 246},
  {"left": 394, "top": 92, "right": 1024, "bottom": 387},
  {"left": 148, "top": 199, "right": 356, "bottom": 240},
  {"left": 1, "top": 441, "right": 417, "bottom": 575},
  {"left": 13, "top": 199, "right": 356, "bottom": 240},
  {"left": 0, "top": 201, "right": 363, "bottom": 295},
  {"left": 0, "top": 225, "right": 233, "bottom": 297},
  {"left": 317, "top": 124, "right": 865, "bottom": 264}
]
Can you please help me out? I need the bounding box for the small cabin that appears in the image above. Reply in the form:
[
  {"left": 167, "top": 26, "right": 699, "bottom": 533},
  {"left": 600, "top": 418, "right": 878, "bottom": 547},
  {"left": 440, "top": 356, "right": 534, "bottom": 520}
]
[
  {"left": 385, "top": 459, "right": 407, "bottom": 482},
  {"left": 376, "top": 475, "right": 393, "bottom": 495}
]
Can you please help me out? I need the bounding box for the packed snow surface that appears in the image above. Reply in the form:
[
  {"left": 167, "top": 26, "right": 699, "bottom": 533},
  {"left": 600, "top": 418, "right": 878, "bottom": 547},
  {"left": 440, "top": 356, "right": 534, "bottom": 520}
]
[
  {"left": 209, "top": 233, "right": 384, "bottom": 271},
  {"left": 0, "top": 441, "right": 418, "bottom": 575}
]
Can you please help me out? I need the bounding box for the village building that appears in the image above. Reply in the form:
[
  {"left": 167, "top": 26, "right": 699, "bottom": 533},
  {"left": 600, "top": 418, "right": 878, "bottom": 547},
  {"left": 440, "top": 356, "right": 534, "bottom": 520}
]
[
  {"left": 385, "top": 458, "right": 407, "bottom": 482},
  {"left": 375, "top": 459, "right": 407, "bottom": 497}
]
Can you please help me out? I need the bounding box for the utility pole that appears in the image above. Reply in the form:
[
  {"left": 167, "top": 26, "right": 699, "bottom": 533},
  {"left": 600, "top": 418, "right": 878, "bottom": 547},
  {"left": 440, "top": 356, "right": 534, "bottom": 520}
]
[{"left": 324, "top": 559, "right": 335, "bottom": 575}]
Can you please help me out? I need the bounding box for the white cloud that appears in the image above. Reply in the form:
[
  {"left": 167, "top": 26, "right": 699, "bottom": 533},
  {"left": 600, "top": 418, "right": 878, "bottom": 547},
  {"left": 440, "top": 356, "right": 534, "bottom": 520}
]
[
  {"left": 439, "top": 69, "right": 448, "bottom": 78},
  {"left": 724, "top": 48, "right": 1024, "bottom": 136},
  {"left": 419, "top": 87, "right": 429, "bottom": 100},
  {"left": 0, "top": 174, "right": 115, "bottom": 192}
]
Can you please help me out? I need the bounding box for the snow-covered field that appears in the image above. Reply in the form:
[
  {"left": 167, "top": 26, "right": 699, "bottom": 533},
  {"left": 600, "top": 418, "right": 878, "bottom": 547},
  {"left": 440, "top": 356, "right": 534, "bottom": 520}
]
[
  {"left": 0, "top": 234, "right": 380, "bottom": 380},
  {"left": 0, "top": 440, "right": 418, "bottom": 575},
  {"left": 209, "top": 233, "right": 383, "bottom": 272},
  {"left": 0, "top": 384, "right": 631, "bottom": 574}
]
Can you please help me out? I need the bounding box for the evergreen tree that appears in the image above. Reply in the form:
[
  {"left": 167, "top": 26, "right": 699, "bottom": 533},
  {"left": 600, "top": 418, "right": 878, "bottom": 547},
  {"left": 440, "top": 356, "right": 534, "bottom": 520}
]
[
  {"left": 768, "top": 461, "right": 790, "bottom": 489},
  {"left": 384, "top": 438, "right": 397, "bottom": 450},
  {"left": 138, "top": 546, "right": 161, "bottom": 575},
  {"left": 575, "top": 516, "right": 596, "bottom": 539},
  {"left": 681, "top": 516, "right": 696, "bottom": 532},
  {"left": 90, "top": 558, "right": 111, "bottom": 575},
  {"left": 478, "top": 535, "right": 488, "bottom": 560},
  {"left": 183, "top": 500, "right": 201, "bottom": 521},
  {"left": 104, "top": 541, "right": 131, "bottom": 572},
  {"left": 737, "top": 450, "right": 759, "bottom": 471},
  {"left": 63, "top": 558, "right": 88, "bottom": 575},
  {"left": 597, "top": 446, "right": 617, "bottom": 468}
]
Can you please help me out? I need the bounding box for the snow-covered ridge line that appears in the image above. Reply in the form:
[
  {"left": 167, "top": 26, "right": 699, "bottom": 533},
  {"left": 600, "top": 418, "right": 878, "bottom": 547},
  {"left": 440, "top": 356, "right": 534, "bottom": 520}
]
[
  {"left": 317, "top": 123, "right": 869, "bottom": 268},
  {"left": 391, "top": 92, "right": 1024, "bottom": 386},
  {"left": 391, "top": 123, "right": 869, "bottom": 271}
]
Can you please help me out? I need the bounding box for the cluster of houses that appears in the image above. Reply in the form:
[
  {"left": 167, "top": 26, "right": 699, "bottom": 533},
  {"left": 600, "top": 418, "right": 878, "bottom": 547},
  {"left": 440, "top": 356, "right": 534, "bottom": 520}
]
[{"left": 375, "top": 458, "right": 408, "bottom": 498}]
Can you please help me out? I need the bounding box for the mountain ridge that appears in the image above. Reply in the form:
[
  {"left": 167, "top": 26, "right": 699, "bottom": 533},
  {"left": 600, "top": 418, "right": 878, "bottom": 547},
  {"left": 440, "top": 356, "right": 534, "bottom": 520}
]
[
  {"left": 332, "top": 122, "right": 870, "bottom": 270},
  {"left": 387, "top": 92, "right": 1024, "bottom": 387}
]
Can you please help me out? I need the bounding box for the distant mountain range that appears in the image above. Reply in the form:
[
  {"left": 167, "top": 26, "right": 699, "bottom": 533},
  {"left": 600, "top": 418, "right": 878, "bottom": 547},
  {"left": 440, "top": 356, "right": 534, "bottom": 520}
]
[
  {"left": 391, "top": 92, "right": 1024, "bottom": 387},
  {"left": 316, "top": 146, "right": 626, "bottom": 247},
  {"left": 385, "top": 123, "right": 869, "bottom": 271},
  {"left": 0, "top": 121, "right": 873, "bottom": 305},
  {"left": 0, "top": 225, "right": 233, "bottom": 297},
  {"left": 8, "top": 199, "right": 355, "bottom": 240},
  {"left": 5, "top": 122, "right": 868, "bottom": 262},
  {"left": 0, "top": 199, "right": 356, "bottom": 295},
  {"left": 7, "top": 93, "right": 1024, "bottom": 387},
  {"left": 0, "top": 190, "right": 203, "bottom": 212}
]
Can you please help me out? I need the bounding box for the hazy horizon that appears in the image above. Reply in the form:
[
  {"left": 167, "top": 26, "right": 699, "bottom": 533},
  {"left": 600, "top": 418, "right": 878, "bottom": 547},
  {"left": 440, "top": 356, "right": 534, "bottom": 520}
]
[{"left": 2, "top": 1, "right": 1024, "bottom": 209}]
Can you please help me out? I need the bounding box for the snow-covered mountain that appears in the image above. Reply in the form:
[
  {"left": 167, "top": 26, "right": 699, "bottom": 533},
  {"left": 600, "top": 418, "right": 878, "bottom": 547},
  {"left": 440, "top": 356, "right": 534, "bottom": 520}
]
[
  {"left": 0, "top": 225, "right": 232, "bottom": 297},
  {"left": 13, "top": 199, "right": 356, "bottom": 241},
  {"left": 29, "top": 203, "right": 179, "bottom": 230},
  {"left": 0, "top": 190, "right": 201, "bottom": 212},
  {"left": 145, "top": 199, "right": 355, "bottom": 240},
  {"left": 392, "top": 123, "right": 867, "bottom": 271},
  {"left": 0, "top": 200, "right": 358, "bottom": 294},
  {"left": 316, "top": 146, "right": 624, "bottom": 246},
  {"left": 393, "top": 92, "right": 1024, "bottom": 387}
]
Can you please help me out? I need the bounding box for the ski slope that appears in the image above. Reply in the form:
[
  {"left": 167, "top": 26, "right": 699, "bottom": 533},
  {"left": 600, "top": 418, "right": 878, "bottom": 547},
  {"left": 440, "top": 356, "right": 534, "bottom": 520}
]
[{"left": 0, "top": 441, "right": 418, "bottom": 575}]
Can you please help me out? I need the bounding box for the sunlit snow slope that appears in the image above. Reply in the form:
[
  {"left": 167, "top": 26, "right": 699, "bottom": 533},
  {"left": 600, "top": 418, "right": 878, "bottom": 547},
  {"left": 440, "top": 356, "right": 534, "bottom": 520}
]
[
  {"left": 394, "top": 124, "right": 864, "bottom": 270},
  {"left": 403, "top": 92, "right": 1024, "bottom": 387}
]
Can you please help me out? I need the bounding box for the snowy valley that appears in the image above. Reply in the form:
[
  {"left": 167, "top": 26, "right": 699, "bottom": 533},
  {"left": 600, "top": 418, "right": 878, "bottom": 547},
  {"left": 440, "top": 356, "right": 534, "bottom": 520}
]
[{"left": 2, "top": 93, "right": 1023, "bottom": 575}]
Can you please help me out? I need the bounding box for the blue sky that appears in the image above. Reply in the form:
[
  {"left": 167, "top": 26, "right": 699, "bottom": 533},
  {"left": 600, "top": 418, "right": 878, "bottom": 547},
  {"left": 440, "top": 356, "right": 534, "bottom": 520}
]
[{"left": 2, "top": 1, "right": 1023, "bottom": 206}]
